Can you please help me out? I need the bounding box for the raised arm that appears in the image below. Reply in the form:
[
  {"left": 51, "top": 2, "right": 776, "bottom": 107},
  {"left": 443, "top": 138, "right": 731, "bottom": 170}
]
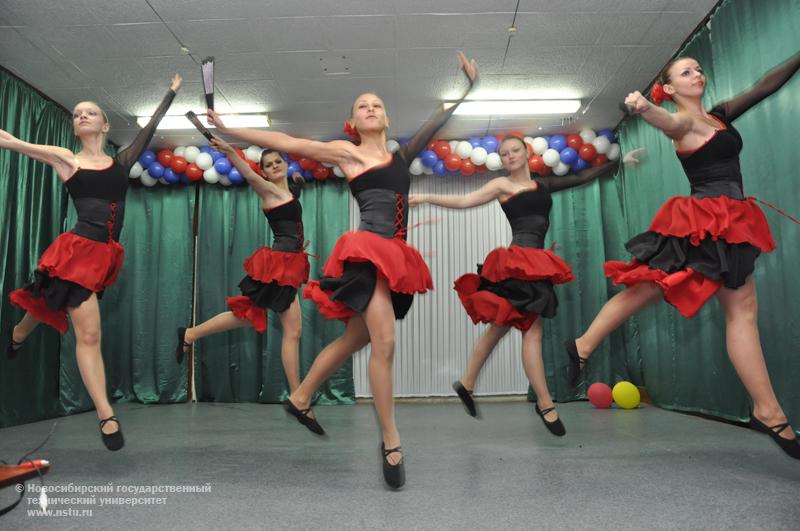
[
  {"left": 398, "top": 51, "right": 478, "bottom": 165},
  {"left": 624, "top": 90, "right": 693, "bottom": 140},
  {"left": 289, "top": 173, "right": 305, "bottom": 199},
  {"left": 717, "top": 51, "right": 800, "bottom": 121},
  {"left": 537, "top": 160, "right": 620, "bottom": 193},
  {"left": 210, "top": 138, "right": 280, "bottom": 198},
  {"left": 410, "top": 178, "right": 505, "bottom": 209},
  {"left": 0, "top": 128, "right": 76, "bottom": 180},
  {"left": 207, "top": 109, "right": 355, "bottom": 168},
  {"left": 116, "top": 74, "right": 182, "bottom": 172}
]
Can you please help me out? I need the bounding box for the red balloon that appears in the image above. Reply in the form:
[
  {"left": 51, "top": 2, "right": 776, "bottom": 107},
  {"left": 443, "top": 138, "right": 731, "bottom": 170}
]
[
  {"left": 460, "top": 160, "right": 475, "bottom": 176},
  {"left": 185, "top": 163, "right": 203, "bottom": 181},
  {"left": 507, "top": 130, "right": 523, "bottom": 140},
  {"left": 494, "top": 133, "right": 506, "bottom": 142},
  {"left": 299, "top": 157, "right": 316, "bottom": 171},
  {"left": 528, "top": 155, "right": 546, "bottom": 174},
  {"left": 426, "top": 139, "right": 438, "bottom": 151},
  {"left": 475, "top": 164, "right": 488, "bottom": 173},
  {"left": 247, "top": 160, "right": 263, "bottom": 175},
  {"left": 444, "top": 153, "right": 461, "bottom": 171},
  {"left": 579, "top": 144, "right": 597, "bottom": 161},
  {"left": 567, "top": 134, "right": 583, "bottom": 150},
  {"left": 287, "top": 153, "right": 301, "bottom": 161},
  {"left": 157, "top": 149, "right": 174, "bottom": 167},
  {"left": 433, "top": 140, "right": 451, "bottom": 160},
  {"left": 591, "top": 154, "right": 609, "bottom": 167},
  {"left": 312, "top": 165, "right": 330, "bottom": 180},
  {"left": 170, "top": 156, "right": 188, "bottom": 174},
  {"left": 526, "top": 143, "right": 535, "bottom": 155},
  {"left": 588, "top": 383, "right": 613, "bottom": 409},
  {"left": 235, "top": 148, "right": 246, "bottom": 160}
]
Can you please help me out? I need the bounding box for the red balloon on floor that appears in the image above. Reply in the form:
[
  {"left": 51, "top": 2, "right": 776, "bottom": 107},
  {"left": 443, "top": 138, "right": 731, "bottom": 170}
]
[{"left": 588, "top": 382, "right": 613, "bottom": 408}]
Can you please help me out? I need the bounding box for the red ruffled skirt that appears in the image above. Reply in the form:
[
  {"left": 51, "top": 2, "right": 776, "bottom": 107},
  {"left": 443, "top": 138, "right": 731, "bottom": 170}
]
[
  {"left": 454, "top": 246, "right": 574, "bottom": 331},
  {"left": 303, "top": 231, "right": 432, "bottom": 322},
  {"left": 9, "top": 232, "right": 124, "bottom": 333},
  {"left": 226, "top": 247, "right": 309, "bottom": 332},
  {"left": 605, "top": 196, "right": 775, "bottom": 318}
]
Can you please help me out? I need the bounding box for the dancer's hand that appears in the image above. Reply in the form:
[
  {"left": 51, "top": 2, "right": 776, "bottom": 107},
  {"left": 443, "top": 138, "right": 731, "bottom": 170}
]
[
  {"left": 624, "top": 91, "right": 651, "bottom": 114},
  {"left": 170, "top": 74, "right": 183, "bottom": 92},
  {"left": 210, "top": 137, "right": 234, "bottom": 154},
  {"left": 457, "top": 51, "right": 478, "bottom": 83},
  {"left": 292, "top": 172, "right": 305, "bottom": 183},
  {"left": 206, "top": 109, "right": 228, "bottom": 132},
  {"left": 623, "top": 147, "right": 647, "bottom": 166},
  {"left": 409, "top": 193, "right": 426, "bottom": 207}
]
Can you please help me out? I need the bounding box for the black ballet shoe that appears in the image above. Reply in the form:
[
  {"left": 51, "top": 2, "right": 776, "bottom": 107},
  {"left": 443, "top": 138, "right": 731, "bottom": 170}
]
[
  {"left": 175, "top": 327, "right": 191, "bottom": 364},
  {"left": 283, "top": 398, "right": 325, "bottom": 436},
  {"left": 749, "top": 415, "right": 800, "bottom": 459},
  {"left": 99, "top": 416, "right": 125, "bottom": 451},
  {"left": 6, "top": 327, "right": 24, "bottom": 359},
  {"left": 535, "top": 404, "right": 566, "bottom": 437},
  {"left": 452, "top": 380, "right": 478, "bottom": 418},
  {"left": 565, "top": 339, "right": 588, "bottom": 387},
  {"left": 381, "top": 443, "right": 405, "bottom": 489}
]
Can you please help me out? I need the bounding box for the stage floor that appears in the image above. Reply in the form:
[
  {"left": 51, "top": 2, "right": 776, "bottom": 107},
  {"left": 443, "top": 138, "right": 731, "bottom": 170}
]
[{"left": 1, "top": 400, "right": 798, "bottom": 530}]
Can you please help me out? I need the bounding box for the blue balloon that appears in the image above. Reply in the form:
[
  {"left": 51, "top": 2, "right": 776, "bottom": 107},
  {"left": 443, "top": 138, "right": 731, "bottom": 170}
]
[
  {"left": 163, "top": 167, "right": 179, "bottom": 184},
  {"left": 287, "top": 162, "right": 301, "bottom": 176},
  {"left": 469, "top": 136, "right": 482, "bottom": 148},
  {"left": 433, "top": 160, "right": 446, "bottom": 176},
  {"left": 559, "top": 147, "right": 579, "bottom": 166},
  {"left": 543, "top": 135, "right": 552, "bottom": 142},
  {"left": 421, "top": 149, "right": 438, "bottom": 168},
  {"left": 481, "top": 135, "right": 499, "bottom": 153},
  {"left": 228, "top": 167, "right": 244, "bottom": 185},
  {"left": 148, "top": 161, "right": 165, "bottom": 178},
  {"left": 572, "top": 157, "right": 590, "bottom": 172},
  {"left": 179, "top": 173, "right": 192, "bottom": 184},
  {"left": 303, "top": 169, "right": 314, "bottom": 181},
  {"left": 210, "top": 150, "right": 226, "bottom": 162},
  {"left": 549, "top": 135, "right": 567, "bottom": 152},
  {"left": 199, "top": 146, "right": 213, "bottom": 154},
  {"left": 598, "top": 129, "right": 616, "bottom": 142},
  {"left": 214, "top": 157, "right": 232, "bottom": 175},
  {"left": 138, "top": 150, "right": 156, "bottom": 168}
]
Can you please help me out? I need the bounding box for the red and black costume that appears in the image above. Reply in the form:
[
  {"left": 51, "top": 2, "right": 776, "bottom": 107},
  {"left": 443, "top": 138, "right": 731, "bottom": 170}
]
[
  {"left": 226, "top": 184, "right": 309, "bottom": 332},
  {"left": 455, "top": 164, "right": 618, "bottom": 331},
  {"left": 9, "top": 88, "right": 176, "bottom": 333},
  {"left": 605, "top": 53, "right": 800, "bottom": 317}
]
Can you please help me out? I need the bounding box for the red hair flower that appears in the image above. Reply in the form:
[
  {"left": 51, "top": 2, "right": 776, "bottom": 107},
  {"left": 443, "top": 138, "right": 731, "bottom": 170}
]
[
  {"left": 650, "top": 83, "right": 672, "bottom": 106},
  {"left": 343, "top": 120, "right": 360, "bottom": 143}
]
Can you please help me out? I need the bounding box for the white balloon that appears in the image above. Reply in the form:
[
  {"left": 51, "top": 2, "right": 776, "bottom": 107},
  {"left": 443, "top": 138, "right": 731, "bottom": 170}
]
[
  {"left": 173, "top": 146, "right": 187, "bottom": 157},
  {"left": 523, "top": 136, "right": 535, "bottom": 146},
  {"left": 422, "top": 164, "right": 433, "bottom": 175},
  {"left": 485, "top": 152, "right": 503, "bottom": 171},
  {"left": 219, "top": 175, "right": 232, "bottom": 186},
  {"left": 607, "top": 143, "right": 621, "bottom": 161},
  {"left": 140, "top": 170, "right": 157, "bottom": 187},
  {"left": 195, "top": 152, "right": 214, "bottom": 170},
  {"left": 203, "top": 167, "right": 221, "bottom": 184},
  {"left": 409, "top": 157, "right": 424, "bottom": 176},
  {"left": 455, "top": 141, "right": 473, "bottom": 159},
  {"left": 332, "top": 166, "right": 344, "bottom": 178},
  {"left": 158, "top": 177, "right": 168, "bottom": 185},
  {"left": 592, "top": 136, "right": 611, "bottom": 155},
  {"left": 128, "top": 162, "right": 143, "bottom": 179},
  {"left": 470, "top": 146, "right": 488, "bottom": 166},
  {"left": 386, "top": 139, "right": 400, "bottom": 153},
  {"left": 322, "top": 161, "right": 335, "bottom": 168},
  {"left": 532, "top": 137, "right": 549, "bottom": 155},
  {"left": 246, "top": 145, "right": 262, "bottom": 162},
  {"left": 184, "top": 146, "right": 200, "bottom": 163},
  {"left": 449, "top": 140, "right": 459, "bottom": 152},
  {"left": 554, "top": 162, "right": 570, "bottom": 176},
  {"left": 542, "top": 148, "right": 561, "bottom": 167},
  {"left": 579, "top": 128, "right": 597, "bottom": 144}
]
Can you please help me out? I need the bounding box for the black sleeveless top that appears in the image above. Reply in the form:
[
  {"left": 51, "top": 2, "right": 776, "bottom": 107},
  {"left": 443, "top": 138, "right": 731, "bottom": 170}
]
[
  {"left": 500, "top": 181, "right": 552, "bottom": 249},
  {"left": 66, "top": 161, "right": 128, "bottom": 242},
  {"left": 678, "top": 107, "right": 744, "bottom": 199},
  {"left": 264, "top": 198, "right": 304, "bottom": 252},
  {"left": 348, "top": 155, "right": 410, "bottom": 240}
]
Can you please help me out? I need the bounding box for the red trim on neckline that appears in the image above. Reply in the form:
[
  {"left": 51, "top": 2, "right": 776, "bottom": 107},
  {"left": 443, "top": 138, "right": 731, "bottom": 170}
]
[
  {"left": 347, "top": 154, "right": 394, "bottom": 182},
  {"left": 263, "top": 196, "right": 295, "bottom": 212},
  {"left": 676, "top": 115, "right": 728, "bottom": 157}
]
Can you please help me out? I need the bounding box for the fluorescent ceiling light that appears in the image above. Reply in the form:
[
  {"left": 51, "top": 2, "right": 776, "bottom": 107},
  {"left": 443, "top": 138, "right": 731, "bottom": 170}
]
[
  {"left": 136, "top": 113, "right": 270, "bottom": 130},
  {"left": 444, "top": 100, "right": 581, "bottom": 115}
]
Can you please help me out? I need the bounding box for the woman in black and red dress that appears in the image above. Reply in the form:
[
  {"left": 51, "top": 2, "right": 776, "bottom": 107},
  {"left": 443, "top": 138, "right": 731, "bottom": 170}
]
[
  {"left": 176, "top": 138, "right": 310, "bottom": 402},
  {"left": 2, "top": 74, "right": 182, "bottom": 451},
  {"left": 565, "top": 52, "right": 800, "bottom": 459},
  {"left": 207, "top": 51, "right": 477, "bottom": 488},
  {"left": 412, "top": 136, "right": 627, "bottom": 436}
]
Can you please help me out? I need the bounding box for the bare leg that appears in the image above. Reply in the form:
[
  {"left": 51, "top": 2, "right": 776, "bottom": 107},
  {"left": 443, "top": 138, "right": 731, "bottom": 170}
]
[
  {"left": 717, "top": 276, "right": 795, "bottom": 440},
  {"left": 460, "top": 324, "right": 510, "bottom": 390},
  {"left": 12, "top": 312, "right": 40, "bottom": 345},
  {"left": 521, "top": 320, "right": 557, "bottom": 421},
  {"left": 575, "top": 283, "right": 662, "bottom": 359},
  {"left": 67, "top": 295, "right": 117, "bottom": 435},
  {"left": 277, "top": 295, "right": 302, "bottom": 393},
  {"left": 184, "top": 311, "right": 249, "bottom": 346}
]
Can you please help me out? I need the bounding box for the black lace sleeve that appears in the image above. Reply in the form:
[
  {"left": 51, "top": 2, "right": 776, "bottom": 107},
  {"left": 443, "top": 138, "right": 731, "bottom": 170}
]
[
  {"left": 289, "top": 179, "right": 304, "bottom": 199},
  {"left": 397, "top": 80, "right": 475, "bottom": 166},
  {"left": 535, "top": 160, "right": 620, "bottom": 193},
  {"left": 716, "top": 52, "right": 800, "bottom": 122},
  {"left": 115, "top": 88, "right": 176, "bottom": 172}
]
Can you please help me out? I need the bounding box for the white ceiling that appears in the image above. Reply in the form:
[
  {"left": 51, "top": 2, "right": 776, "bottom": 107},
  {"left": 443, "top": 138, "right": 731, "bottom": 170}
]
[{"left": 0, "top": 0, "right": 719, "bottom": 148}]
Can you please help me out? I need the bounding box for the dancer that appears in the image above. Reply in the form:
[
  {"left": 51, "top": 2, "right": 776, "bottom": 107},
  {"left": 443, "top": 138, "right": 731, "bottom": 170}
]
[
  {"left": 412, "top": 136, "right": 635, "bottom": 436},
  {"left": 2, "top": 74, "right": 183, "bottom": 450},
  {"left": 207, "top": 51, "right": 477, "bottom": 488},
  {"left": 566, "top": 52, "right": 800, "bottom": 459},
  {"left": 176, "top": 139, "right": 310, "bottom": 405}
]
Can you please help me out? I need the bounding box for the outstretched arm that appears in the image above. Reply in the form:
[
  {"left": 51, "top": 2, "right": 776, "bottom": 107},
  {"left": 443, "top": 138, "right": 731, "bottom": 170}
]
[
  {"left": 538, "top": 160, "right": 621, "bottom": 193},
  {"left": 398, "top": 51, "right": 478, "bottom": 165},
  {"left": 410, "top": 178, "right": 505, "bottom": 209},
  {"left": 0, "top": 129, "right": 76, "bottom": 180},
  {"left": 210, "top": 138, "right": 280, "bottom": 198},
  {"left": 116, "top": 74, "right": 182, "bottom": 172},
  {"left": 717, "top": 51, "right": 800, "bottom": 121},
  {"left": 624, "top": 90, "right": 693, "bottom": 140}
]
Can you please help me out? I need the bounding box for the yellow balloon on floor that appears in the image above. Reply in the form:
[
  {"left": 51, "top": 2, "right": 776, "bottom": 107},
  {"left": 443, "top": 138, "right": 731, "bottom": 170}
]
[{"left": 612, "top": 381, "right": 640, "bottom": 409}]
